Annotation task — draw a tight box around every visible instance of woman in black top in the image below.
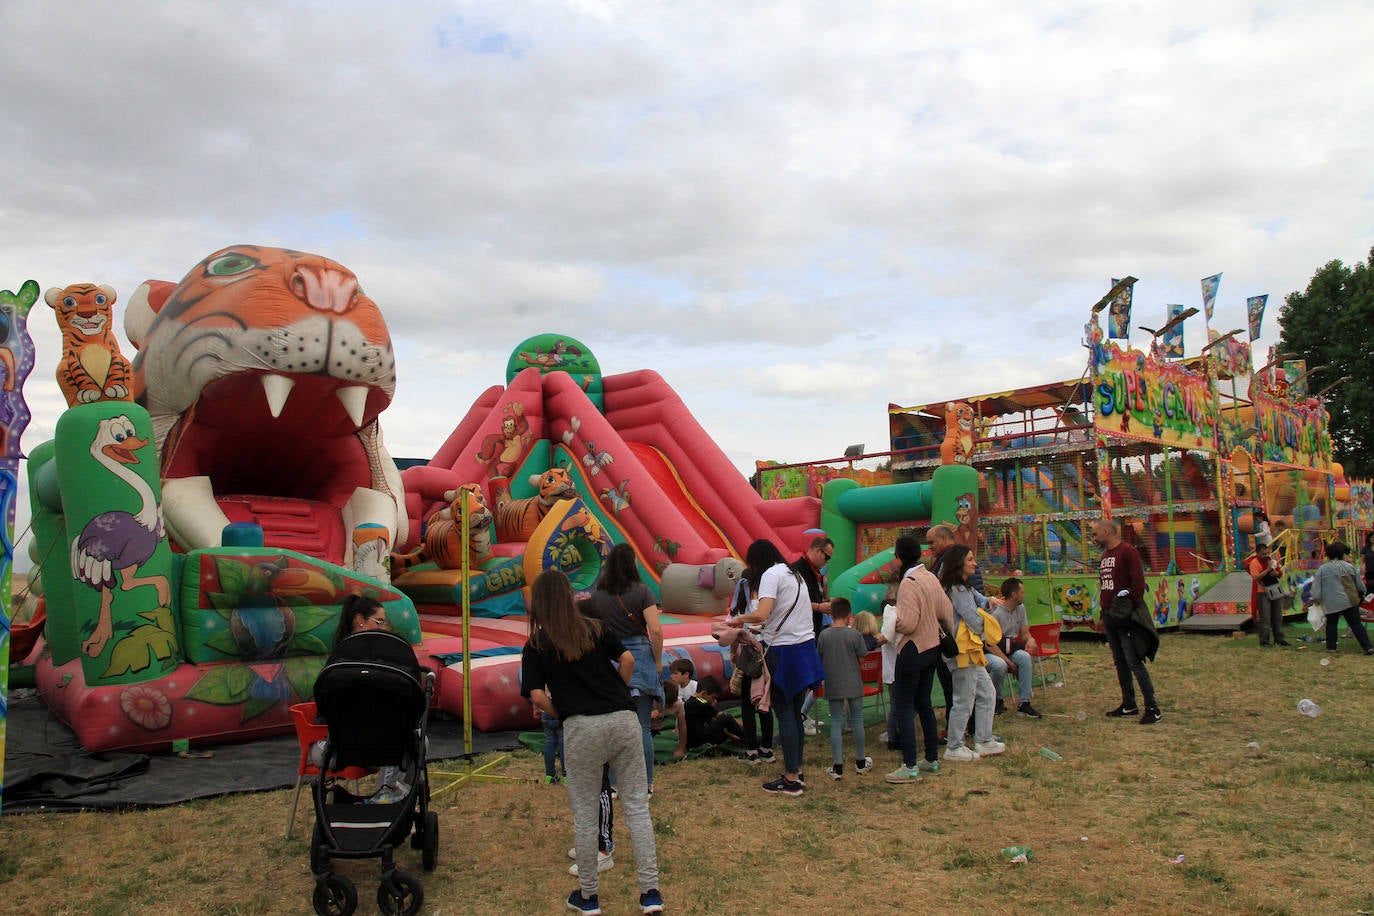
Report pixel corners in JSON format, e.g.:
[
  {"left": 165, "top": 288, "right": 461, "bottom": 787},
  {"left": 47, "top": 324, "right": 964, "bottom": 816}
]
[
  {"left": 584, "top": 543, "right": 664, "bottom": 793},
  {"left": 521, "top": 570, "right": 664, "bottom": 915}
]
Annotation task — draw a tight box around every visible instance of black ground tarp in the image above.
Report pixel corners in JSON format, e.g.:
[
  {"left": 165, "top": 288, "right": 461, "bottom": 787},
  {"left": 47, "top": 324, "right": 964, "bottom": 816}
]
[{"left": 2, "top": 689, "right": 521, "bottom": 813}]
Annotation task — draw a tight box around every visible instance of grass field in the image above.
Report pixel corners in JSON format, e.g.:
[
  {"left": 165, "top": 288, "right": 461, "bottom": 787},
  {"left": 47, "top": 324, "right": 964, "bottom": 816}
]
[{"left": 4, "top": 630, "right": 1374, "bottom": 915}]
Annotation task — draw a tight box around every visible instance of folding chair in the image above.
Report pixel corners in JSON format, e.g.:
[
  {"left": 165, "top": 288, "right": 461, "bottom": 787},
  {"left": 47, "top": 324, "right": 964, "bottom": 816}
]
[
  {"left": 286, "top": 700, "right": 370, "bottom": 838},
  {"left": 1027, "top": 622, "right": 1066, "bottom": 687}
]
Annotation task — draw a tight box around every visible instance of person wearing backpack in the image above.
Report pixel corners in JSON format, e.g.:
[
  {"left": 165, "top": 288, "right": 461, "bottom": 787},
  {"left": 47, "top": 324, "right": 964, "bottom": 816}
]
[
  {"left": 725, "top": 539, "right": 823, "bottom": 796},
  {"left": 1312, "top": 541, "right": 1373, "bottom": 654}
]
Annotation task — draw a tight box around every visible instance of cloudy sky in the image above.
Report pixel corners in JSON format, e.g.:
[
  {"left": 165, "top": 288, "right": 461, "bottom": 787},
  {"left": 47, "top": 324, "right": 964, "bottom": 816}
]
[{"left": 3, "top": 1, "right": 1372, "bottom": 538}]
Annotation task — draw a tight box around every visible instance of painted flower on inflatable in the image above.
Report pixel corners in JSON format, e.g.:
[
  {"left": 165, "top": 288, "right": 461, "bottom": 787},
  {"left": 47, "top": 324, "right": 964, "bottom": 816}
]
[{"left": 120, "top": 685, "right": 173, "bottom": 731}]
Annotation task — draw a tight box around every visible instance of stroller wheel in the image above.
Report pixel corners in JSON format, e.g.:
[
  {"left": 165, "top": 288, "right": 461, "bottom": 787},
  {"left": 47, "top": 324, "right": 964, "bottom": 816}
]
[
  {"left": 421, "top": 811, "right": 439, "bottom": 872},
  {"left": 312, "top": 873, "right": 357, "bottom": 916},
  {"left": 310, "top": 823, "right": 329, "bottom": 874},
  {"left": 377, "top": 869, "right": 424, "bottom": 916}
]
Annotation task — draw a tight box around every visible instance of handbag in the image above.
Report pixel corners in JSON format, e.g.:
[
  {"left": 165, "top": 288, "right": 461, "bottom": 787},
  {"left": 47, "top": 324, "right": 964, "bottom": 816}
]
[
  {"left": 1263, "top": 583, "right": 1289, "bottom": 601},
  {"left": 733, "top": 639, "right": 765, "bottom": 679},
  {"left": 1340, "top": 573, "right": 1361, "bottom": 608},
  {"left": 936, "top": 621, "right": 958, "bottom": 658}
]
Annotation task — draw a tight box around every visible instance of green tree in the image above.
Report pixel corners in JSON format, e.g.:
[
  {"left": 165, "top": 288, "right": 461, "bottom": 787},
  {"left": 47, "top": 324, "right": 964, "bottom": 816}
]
[{"left": 1277, "top": 247, "right": 1374, "bottom": 476}]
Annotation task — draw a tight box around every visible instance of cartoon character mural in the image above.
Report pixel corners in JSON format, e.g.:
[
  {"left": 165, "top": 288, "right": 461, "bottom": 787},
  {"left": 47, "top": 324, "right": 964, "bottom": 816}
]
[
  {"left": 391, "top": 484, "right": 494, "bottom": 576},
  {"left": 476, "top": 402, "right": 532, "bottom": 479},
  {"left": 1052, "top": 581, "right": 1094, "bottom": 627},
  {"left": 123, "top": 245, "right": 406, "bottom": 569},
  {"left": 940, "top": 402, "right": 976, "bottom": 465},
  {"left": 493, "top": 466, "right": 578, "bottom": 542},
  {"left": 69, "top": 414, "right": 172, "bottom": 657},
  {"left": 953, "top": 492, "right": 978, "bottom": 548},
  {"left": 45, "top": 283, "right": 134, "bottom": 407}
]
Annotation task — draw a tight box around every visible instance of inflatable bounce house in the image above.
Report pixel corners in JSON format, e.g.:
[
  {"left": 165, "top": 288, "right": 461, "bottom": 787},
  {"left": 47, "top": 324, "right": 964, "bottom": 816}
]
[{"left": 7, "top": 246, "right": 848, "bottom": 751}]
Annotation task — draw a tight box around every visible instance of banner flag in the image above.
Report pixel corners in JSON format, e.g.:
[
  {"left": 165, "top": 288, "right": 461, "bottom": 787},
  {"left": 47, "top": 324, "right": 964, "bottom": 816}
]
[
  {"left": 1160, "top": 304, "right": 1186, "bottom": 358},
  {"left": 1200, "top": 273, "right": 1222, "bottom": 323},
  {"left": 1247, "top": 294, "right": 1268, "bottom": 341},
  {"left": 1107, "top": 277, "right": 1133, "bottom": 339}
]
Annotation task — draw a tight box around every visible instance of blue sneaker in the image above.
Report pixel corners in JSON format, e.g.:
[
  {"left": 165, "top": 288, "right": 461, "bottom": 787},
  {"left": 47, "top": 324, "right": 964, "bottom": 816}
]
[
  {"left": 639, "top": 888, "right": 665, "bottom": 913},
  {"left": 567, "top": 889, "right": 602, "bottom": 914}
]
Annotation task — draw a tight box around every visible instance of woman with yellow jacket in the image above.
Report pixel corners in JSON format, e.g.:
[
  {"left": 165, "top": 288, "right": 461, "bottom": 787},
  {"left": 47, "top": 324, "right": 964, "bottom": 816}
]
[{"left": 939, "top": 544, "right": 1006, "bottom": 762}]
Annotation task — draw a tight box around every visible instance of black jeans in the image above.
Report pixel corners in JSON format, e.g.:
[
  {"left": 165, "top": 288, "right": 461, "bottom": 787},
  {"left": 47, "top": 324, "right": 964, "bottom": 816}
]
[
  {"left": 1105, "top": 619, "right": 1156, "bottom": 709},
  {"left": 891, "top": 642, "right": 941, "bottom": 767},
  {"left": 1324, "top": 606, "right": 1373, "bottom": 652}
]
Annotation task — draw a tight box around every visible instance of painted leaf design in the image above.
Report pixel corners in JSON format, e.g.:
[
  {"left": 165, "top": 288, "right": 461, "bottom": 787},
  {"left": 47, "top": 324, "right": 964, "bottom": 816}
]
[
  {"left": 186, "top": 664, "right": 256, "bottom": 706},
  {"left": 101, "top": 625, "right": 179, "bottom": 677},
  {"left": 283, "top": 655, "right": 325, "bottom": 701},
  {"left": 204, "top": 629, "right": 240, "bottom": 657},
  {"left": 214, "top": 557, "right": 249, "bottom": 597}
]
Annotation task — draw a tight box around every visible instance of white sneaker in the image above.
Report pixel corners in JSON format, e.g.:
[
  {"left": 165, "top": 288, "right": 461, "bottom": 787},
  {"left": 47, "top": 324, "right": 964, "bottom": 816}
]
[
  {"left": 568, "top": 852, "right": 614, "bottom": 876},
  {"left": 943, "top": 744, "right": 981, "bottom": 762},
  {"left": 973, "top": 740, "right": 1006, "bottom": 756},
  {"left": 568, "top": 845, "right": 613, "bottom": 860}
]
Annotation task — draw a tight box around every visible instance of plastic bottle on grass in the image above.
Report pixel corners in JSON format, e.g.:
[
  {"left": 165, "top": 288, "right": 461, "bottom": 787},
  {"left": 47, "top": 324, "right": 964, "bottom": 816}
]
[
  {"left": 1039, "top": 747, "right": 1063, "bottom": 761},
  {"left": 1297, "top": 699, "right": 1321, "bottom": 717}
]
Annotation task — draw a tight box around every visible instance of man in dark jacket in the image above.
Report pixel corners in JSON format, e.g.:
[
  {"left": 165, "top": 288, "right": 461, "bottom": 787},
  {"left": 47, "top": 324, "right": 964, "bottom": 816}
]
[{"left": 1093, "top": 519, "right": 1161, "bottom": 724}]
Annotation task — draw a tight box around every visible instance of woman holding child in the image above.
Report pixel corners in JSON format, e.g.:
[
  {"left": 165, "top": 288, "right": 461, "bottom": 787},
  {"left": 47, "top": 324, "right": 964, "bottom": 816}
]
[{"left": 726, "top": 539, "right": 824, "bottom": 796}]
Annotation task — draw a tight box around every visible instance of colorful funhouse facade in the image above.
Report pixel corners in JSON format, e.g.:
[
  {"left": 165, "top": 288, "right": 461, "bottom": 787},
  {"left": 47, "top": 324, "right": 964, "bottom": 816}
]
[{"left": 761, "top": 296, "right": 1372, "bottom": 631}]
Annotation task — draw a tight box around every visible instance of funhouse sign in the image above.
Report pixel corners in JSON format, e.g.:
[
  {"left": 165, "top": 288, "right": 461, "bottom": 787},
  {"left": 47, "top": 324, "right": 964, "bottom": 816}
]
[
  {"left": 1092, "top": 343, "right": 1217, "bottom": 449},
  {"left": 1253, "top": 391, "right": 1332, "bottom": 470}
]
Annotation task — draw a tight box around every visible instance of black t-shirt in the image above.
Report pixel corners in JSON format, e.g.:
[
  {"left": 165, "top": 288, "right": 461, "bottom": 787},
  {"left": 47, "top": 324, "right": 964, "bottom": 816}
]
[
  {"left": 520, "top": 628, "right": 633, "bottom": 721},
  {"left": 792, "top": 556, "right": 827, "bottom": 636},
  {"left": 683, "top": 695, "right": 716, "bottom": 746},
  {"left": 583, "top": 583, "right": 656, "bottom": 640}
]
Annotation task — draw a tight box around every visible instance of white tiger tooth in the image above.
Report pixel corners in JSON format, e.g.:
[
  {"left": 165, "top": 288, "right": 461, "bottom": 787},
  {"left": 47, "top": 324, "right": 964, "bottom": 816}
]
[
  {"left": 261, "top": 373, "right": 295, "bottom": 418},
  {"left": 337, "top": 385, "right": 368, "bottom": 428}
]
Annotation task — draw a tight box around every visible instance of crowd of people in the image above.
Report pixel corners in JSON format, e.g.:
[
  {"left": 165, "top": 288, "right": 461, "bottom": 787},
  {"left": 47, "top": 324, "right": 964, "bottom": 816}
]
[{"left": 518, "top": 522, "right": 1373, "bottom": 914}]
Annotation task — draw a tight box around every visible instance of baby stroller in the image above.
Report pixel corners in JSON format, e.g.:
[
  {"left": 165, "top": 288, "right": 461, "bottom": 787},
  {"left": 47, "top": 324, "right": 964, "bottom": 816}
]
[{"left": 309, "top": 630, "right": 438, "bottom": 915}]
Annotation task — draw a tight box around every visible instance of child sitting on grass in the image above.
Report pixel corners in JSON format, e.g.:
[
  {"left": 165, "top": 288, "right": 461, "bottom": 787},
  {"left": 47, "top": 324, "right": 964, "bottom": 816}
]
[
  {"left": 816, "top": 598, "right": 872, "bottom": 779},
  {"left": 683, "top": 675, "right": 744, "bottom": 750},
  {"left": 667, "top": 658, "right": 698, "bottom": 702}
]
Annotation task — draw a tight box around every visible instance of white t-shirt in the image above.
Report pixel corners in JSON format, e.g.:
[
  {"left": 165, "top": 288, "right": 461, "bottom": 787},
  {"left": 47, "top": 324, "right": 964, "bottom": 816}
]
[
  {"left": 758, "top": 562, "right": 813, "bottom": 646},
  {"left": 679, "top": 678, "right": 698, "bottom": 703}
]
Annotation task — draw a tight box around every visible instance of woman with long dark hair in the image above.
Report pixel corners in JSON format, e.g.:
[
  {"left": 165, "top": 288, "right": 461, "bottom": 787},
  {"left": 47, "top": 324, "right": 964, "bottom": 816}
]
[
  {"left": 725, "top": 539, "right": 824, "bottom": 796},
  {"left": 1361, "top": 532, "right": 1374, "bottom": 595},
  {"left": 883, "top": 535, "right": 953, "bottom": 784},
  {"left": 939, "top": 544, "right": 1004, "bottom": 762},
  {"left": 585, "top": 543, "right": 664, "bottom": 793},
  {"left": 521, "top": 570, "right": 664, "bottom": 915}
]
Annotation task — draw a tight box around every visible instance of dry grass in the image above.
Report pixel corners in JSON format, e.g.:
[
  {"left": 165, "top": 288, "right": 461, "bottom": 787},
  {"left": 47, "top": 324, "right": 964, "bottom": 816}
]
[{"left": 5, "top": 632, "right": 1374, "bottom": 914}]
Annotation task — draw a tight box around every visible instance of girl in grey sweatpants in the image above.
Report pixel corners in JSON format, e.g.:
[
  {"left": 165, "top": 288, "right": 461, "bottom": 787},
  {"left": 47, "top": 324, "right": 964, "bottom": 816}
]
[{"left": 564, "top": 709, "right": 659, "bottom": 899}]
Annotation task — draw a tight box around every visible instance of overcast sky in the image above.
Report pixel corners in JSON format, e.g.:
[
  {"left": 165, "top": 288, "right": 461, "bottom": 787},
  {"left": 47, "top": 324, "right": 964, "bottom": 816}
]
[{"left": 3, "top": 0, "right": 1372, "bottom": 537}]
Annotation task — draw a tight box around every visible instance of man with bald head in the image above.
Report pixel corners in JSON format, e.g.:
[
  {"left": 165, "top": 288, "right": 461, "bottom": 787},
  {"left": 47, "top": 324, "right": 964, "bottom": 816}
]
[{"left": 1093, "top": 518, "right": 1161, "bottom": 724}]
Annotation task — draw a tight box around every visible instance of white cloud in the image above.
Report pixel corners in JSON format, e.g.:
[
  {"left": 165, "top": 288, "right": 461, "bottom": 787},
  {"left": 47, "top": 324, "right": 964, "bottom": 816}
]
[{"left": 2, "top": 0, "right": 1372, "bottom": 566}]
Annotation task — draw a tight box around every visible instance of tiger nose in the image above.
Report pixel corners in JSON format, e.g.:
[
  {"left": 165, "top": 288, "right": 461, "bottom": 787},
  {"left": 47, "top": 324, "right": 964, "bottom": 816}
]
[{"left": 290, "top": 265, "right": 359, "bottom": 313}]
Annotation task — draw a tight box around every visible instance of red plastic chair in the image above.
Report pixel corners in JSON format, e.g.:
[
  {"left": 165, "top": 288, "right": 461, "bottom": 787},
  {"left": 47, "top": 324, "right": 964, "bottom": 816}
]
[
  {"left": 859, "top": 650, "right": 885, "bottom": 719},
  {"left": 285, "top": 701, "right": 370, "bottom": 838},
  {"left": 1027, "top": 623, "right": 1066, "bottom": 687}
]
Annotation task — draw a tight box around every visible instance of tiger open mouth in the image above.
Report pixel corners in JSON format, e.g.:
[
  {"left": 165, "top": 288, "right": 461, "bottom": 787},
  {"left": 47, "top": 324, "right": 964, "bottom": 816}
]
[{"left": 132, "top": 245, "right": 403, "bottom": 564}]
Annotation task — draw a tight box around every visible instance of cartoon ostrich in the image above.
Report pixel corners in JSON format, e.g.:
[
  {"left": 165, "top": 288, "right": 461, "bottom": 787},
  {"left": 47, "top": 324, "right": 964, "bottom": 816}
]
[{"left": 71, "top": 415, "right": 170, "bottom": 656}]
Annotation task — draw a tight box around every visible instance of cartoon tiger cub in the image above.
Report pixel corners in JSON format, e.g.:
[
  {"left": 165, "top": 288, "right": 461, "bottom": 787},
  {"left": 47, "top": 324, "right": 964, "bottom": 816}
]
[
  {"left": 44, "top": 282, "right": 133, "bottom": 407},
  {"left": 390, "top": 484, "right": 494, "bottom": 576},
  {"left": 493, "top": 467, "right": 578, "bottom": 543}
]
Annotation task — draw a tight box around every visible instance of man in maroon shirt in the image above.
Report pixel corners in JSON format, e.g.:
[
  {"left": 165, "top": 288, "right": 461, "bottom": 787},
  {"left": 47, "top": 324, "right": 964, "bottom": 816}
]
[{"left": 1092, "top": 519, "right": 1161, "bottom": 724}]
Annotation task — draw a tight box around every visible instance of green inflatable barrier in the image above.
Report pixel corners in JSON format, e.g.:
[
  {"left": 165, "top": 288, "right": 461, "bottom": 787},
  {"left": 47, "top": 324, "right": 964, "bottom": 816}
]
[{"left": 52, "top": 402, "right": 180, "bottom": 686}]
